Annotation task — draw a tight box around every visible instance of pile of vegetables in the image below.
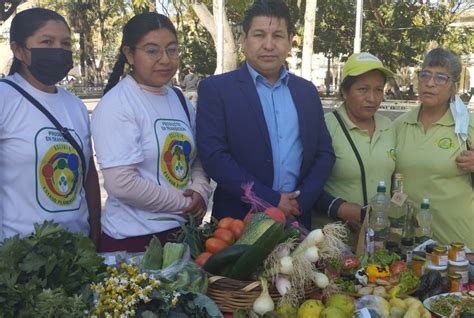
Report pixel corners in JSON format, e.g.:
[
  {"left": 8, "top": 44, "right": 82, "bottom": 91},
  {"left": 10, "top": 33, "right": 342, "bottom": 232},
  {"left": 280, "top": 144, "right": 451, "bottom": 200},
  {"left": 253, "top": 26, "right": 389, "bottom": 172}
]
[
  {"left": 0, "top": 221, "right": 106, "bottom": 317},
  {"left": 327, "top": 249, "right": 420, "bottom": 299},
  {"left": 263, "top": 223, "right": 348, "bottom": 311},
  {"left": 92, "top": 237, "right": 221, "bottom": 317}
]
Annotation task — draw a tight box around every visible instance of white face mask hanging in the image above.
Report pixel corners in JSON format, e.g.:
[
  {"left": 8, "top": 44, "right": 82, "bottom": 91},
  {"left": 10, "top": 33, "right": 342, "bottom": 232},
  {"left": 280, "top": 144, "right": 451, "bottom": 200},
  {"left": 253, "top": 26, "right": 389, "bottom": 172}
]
[{"left": 449, "top": 94, "right": 470, "bottom": 150}]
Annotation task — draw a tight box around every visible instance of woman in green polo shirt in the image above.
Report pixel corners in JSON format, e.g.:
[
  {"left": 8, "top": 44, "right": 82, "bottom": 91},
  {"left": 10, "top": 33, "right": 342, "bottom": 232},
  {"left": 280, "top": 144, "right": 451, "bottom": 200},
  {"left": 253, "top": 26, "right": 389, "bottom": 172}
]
[
  {"left": 394, "top": 48, "right": 474, "bottom": 249},
  {"left": 314, "top": 52, "right": 395, "bottom": 235}
]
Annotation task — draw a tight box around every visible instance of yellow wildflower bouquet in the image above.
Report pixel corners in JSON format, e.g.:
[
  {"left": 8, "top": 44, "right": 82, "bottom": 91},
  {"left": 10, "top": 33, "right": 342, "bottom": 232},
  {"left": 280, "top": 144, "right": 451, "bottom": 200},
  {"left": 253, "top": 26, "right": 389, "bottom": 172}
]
[{"left": 91, "top": 263, "right": 222, "bottom": 318}]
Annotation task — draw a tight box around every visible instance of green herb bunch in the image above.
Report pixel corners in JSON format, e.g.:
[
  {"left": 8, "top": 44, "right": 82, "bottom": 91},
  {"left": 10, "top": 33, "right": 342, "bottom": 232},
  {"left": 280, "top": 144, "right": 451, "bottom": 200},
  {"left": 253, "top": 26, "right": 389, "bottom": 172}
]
[{"left": 0, "top": 221, "right": 106, "bottom": 317}]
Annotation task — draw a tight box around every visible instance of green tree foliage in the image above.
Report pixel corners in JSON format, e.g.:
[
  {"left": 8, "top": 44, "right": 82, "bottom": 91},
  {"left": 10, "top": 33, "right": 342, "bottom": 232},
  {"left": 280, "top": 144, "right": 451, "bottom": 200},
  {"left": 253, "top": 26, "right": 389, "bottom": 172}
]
[
  {"left": 38, "top": 0, "right": 131, "bottom": 85},
  {"left": 313, "top": 0, "right": 355, "bottom": 61},
  {"left": 179, "top": 16, "right": 217, "bottom": 77}
]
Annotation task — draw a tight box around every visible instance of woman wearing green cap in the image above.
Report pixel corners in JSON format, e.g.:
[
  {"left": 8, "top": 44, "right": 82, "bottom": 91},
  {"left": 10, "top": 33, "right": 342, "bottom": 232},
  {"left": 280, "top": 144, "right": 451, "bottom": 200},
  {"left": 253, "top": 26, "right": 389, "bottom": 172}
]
[
  {"left": 394, "top": 48, "right": 473, "bottom": 249},
  {"left": 314, "top": 52, "right": 395, "bottom": 236}
]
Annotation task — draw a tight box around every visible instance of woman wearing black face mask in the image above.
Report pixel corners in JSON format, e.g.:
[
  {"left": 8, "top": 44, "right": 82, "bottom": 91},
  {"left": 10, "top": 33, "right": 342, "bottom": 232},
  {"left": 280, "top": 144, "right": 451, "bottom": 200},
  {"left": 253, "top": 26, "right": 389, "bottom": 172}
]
[{"left": 0, "top": 8, "right": 101, "bottom": 247}]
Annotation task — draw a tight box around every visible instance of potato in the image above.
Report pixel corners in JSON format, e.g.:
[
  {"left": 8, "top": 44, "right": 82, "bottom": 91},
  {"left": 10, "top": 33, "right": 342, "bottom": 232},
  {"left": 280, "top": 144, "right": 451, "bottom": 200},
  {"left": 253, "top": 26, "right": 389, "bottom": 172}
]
[
  {"left": 373, "top": 286, "right": 387, "bottom": 297},
  {"left": 403, "top": 308, "right": 419, "bottom": 318},
  {"left": 379, "top": 297, "right": 391, "bottom": 311},
  {"left": 390, "top": 306, "right": 406, "bottom": 318},
  {"left": 389, "top": 298, "right": 407, "bottom": 310},
  {"left": 403, "top": 297, "right": 420, "bottom": 307},
  {"left": 357, "top": 286, "right": 373, "bottom": 295}
]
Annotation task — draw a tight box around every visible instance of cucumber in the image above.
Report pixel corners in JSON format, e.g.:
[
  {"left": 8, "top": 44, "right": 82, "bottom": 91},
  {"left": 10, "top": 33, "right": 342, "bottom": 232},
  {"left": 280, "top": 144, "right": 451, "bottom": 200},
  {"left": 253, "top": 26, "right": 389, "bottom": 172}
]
[
  {"left": 203, "top": 244, "right": 251, "bottom": 275},
  {"left": 226, "top": 222, "right": 285, "bottom": 280}
]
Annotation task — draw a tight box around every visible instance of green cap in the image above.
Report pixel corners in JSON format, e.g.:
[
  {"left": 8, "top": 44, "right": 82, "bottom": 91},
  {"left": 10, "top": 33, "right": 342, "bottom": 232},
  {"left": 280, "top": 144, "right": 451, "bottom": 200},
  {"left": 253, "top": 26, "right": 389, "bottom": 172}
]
[{"left": 341, "top": 52, "right": 394, "bottom": 82}]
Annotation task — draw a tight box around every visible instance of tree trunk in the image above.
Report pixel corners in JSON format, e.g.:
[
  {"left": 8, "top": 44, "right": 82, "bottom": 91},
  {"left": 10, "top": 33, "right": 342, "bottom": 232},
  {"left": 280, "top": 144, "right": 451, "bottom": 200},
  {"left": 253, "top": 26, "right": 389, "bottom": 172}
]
[
  {"left": 191, "top": 1, "right": 237, "bottom": 73},
  {"left": 301, "top": 0, "right": 317, "bottom": 81}
]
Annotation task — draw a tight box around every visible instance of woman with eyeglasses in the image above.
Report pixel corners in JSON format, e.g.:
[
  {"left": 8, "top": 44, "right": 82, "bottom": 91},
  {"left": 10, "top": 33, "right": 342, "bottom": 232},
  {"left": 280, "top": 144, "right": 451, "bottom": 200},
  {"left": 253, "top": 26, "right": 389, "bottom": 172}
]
[
  {"left": 91, "top": 12, "right": 211, "bottom": 252},
  {"left": 394, "top": 48, "right": 473, "bottom": 249},
  {"left": 0, "top": 8, "right": 101, "bottom": 245}
]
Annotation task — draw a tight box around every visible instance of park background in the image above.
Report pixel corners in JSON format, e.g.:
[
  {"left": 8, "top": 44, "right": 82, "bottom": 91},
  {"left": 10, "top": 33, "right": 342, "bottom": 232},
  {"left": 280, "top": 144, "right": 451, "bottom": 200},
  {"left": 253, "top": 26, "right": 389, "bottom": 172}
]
[{"left": 0, "top": 0, "right": 473, "bottom": 103}]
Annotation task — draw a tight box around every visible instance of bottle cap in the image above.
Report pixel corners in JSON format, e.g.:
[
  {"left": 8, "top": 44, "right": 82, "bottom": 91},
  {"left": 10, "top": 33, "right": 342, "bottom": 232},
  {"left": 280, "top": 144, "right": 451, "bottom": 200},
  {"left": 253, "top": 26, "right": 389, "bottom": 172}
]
[
  {"left": 401, "top": 237, "right": 414, "bottom": 247},
  {"left": 421, "top": 198, "right": 430, "bottom": 209},
  {"left": 377, "top": 180, "right": 386, "bottom": 193}
]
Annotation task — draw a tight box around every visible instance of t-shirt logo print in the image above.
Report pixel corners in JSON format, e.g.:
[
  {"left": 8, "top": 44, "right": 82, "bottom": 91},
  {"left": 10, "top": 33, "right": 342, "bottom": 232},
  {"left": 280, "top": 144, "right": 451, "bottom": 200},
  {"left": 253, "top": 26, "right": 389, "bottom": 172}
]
[
  {"left": 35, "top": 128, "right": 82, "bottom": 212},
  {"left": 161, "top": 133, "right": 192, "bottom": 189},
  {"left": 40, "top": 144, "right": 81, "bottom": 205}
]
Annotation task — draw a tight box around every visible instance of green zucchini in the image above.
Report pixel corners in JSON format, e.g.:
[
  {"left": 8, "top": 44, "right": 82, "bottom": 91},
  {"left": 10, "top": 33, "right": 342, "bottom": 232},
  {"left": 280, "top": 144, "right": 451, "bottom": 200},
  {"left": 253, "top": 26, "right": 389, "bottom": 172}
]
[
  {"left": 226, "top": 222, "right": 285, "bottom": 280},
  {"left": 203, "top": 244, "right": 251, "bottom": 275}
]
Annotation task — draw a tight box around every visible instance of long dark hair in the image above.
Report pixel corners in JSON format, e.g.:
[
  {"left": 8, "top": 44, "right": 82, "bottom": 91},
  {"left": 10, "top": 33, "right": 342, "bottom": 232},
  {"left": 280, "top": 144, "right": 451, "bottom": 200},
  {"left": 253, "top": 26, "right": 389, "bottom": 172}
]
[
  {"left": 9, "top": 8, "right": 69, "bottom": 75},
  {"left": 103, "top": 12, "right": 177, "bottom": 95}
]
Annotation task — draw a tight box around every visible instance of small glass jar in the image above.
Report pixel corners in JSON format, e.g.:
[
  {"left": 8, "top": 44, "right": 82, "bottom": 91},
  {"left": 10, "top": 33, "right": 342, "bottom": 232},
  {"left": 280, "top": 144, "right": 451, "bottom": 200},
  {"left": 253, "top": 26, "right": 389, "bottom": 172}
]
[
  {"left": 448, "top": 273, "right": 462, "bottom": 292},
  {"left": 432, "top": 245, "right": 448, "bottom": 267},
  {"left": 425, "top": 243, "right": 437, "bottom": 262},
  {"left": 448, "top": 260, "right": 469, "bottom": 286},
  {"left": 448, "top": 242, "right": 466, "bottom": 262},
  {"left": 412, "top": 251, "right": 426, "bottom": 277}
]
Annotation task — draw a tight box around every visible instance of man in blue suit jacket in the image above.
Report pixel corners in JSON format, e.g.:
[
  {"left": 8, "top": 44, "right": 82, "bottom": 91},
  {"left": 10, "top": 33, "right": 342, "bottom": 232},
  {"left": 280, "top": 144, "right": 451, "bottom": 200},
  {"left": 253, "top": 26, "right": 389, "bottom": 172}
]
[{"left": 196, "top": 0, "right": 335, "bottom": 229}]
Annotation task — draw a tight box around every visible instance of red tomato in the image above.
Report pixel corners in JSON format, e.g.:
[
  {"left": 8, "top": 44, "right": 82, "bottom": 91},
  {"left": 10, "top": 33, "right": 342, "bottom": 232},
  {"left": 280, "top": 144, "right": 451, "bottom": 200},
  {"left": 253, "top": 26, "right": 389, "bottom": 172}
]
[
  {"left": 213, "top": 228, "right": 235, "bottom": 245},
  {"left": 264, "top": 207, "right": 287, "bottom": 224},
  {"left": 229, "top": 219, "right": 245, "bottom": 240},
  {"left": 217, "top": 217, "right": 234, "bottom": 230},
  {"left": 342, "top": 256, "right": 360, "bottom": 270},
  {"left": 205, "top": 237, "right": 229, "bottom": 254},
  {"left": 195, "top": 252, "right": 212, "bottom": 267}
]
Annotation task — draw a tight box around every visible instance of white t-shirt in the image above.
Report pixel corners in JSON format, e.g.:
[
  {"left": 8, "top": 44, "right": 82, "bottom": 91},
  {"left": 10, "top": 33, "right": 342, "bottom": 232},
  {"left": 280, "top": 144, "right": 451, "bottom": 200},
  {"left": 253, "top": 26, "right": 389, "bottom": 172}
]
[
  {"left": 91, "top": 75, "right": 197, "bottom": 239},
  {"left": 0, "top": 73, "right": 91, "bottom": 240}
]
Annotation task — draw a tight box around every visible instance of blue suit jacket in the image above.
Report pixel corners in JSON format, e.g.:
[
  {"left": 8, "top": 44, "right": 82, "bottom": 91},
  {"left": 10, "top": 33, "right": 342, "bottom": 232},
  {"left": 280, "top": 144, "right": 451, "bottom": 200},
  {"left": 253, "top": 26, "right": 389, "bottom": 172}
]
[{"left": 196, "top": 64, "right": 335, "bottom": 229}]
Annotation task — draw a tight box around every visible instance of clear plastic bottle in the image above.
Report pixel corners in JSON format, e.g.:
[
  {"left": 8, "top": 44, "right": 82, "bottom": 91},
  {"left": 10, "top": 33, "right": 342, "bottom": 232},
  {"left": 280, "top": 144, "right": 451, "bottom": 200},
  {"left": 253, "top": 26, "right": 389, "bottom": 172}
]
[
  {"left": 388, "top": 173, "right": 407, "bottom": 243},
  {"left": 369, "top": 181, "right": 391, "bottom": 251},
  {"left": 415, "top": 198, "right": 433, "bottom": 244}
]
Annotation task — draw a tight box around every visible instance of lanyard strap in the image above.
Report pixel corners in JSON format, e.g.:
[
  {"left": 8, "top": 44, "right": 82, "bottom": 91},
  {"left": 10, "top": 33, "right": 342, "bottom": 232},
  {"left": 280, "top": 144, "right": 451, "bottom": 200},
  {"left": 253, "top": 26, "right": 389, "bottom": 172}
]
[
  {"left": 333, "top": 110, "right": 368, "bottom": 206},
  {"left": 1, "top": 79, "right": 87, "bottom": 186}
]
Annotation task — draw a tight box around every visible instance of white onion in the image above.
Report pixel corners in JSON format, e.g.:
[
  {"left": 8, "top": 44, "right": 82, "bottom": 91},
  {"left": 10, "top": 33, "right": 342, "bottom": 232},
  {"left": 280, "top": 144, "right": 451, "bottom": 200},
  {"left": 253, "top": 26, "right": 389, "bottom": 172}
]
[
  {"left": 275, "top": 275, "right": 292, "bottom": 296},
  {"left": 304, "top": 246, "right": 320, "bottom": 263},
  {"left": 279, "top": 256, "right": 294, "bottom": 275}
]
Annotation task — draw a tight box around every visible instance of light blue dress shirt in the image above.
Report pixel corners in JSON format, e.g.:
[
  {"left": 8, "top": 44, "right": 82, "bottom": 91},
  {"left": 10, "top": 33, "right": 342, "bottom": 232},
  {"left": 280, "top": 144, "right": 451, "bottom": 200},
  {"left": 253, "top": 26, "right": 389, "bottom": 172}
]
[{"left": 246, "top": 63, "right": 303, "bottom": 192}]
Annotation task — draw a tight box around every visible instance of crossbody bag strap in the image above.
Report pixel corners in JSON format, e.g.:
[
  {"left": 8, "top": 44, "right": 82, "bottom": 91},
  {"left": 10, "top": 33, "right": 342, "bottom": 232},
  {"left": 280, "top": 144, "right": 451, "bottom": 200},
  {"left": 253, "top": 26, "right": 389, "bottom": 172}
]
[
  {"left": 171, "top": 86, "right": 191, "bottom": 123},
  {"left": 333, "top": 110, "right": 368, "bottom": 206},
  {"left": 1, "top": 79, "right": 87, "bottom": 187}
]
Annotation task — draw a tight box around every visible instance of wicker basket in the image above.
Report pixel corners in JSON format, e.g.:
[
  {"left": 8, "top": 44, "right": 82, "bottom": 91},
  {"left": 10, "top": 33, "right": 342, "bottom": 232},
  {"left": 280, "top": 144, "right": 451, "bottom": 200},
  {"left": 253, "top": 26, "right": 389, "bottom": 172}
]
[{"left": 207, "top": 275, "right": 315, "bottom": 313}]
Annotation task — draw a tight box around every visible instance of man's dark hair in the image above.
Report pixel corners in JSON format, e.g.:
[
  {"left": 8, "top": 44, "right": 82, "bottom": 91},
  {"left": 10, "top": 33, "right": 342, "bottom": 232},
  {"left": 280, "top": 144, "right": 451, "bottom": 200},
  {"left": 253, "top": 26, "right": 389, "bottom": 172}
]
[{"left": 242, "top": 0, "right": 294, "bottom": 36}]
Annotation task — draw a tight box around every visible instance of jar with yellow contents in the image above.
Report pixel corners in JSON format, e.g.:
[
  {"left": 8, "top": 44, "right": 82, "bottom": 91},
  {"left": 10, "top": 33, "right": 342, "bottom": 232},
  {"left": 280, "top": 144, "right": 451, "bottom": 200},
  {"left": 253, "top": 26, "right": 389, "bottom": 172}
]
[
  {"left": 448, "top": 242, "right": 466, "bottom": 262},
  {"left": 432, "top": 245, "right": 448, "bottom": 267},
  {"left": 448, "top": 273, "right": 462, "bottom": 292}
]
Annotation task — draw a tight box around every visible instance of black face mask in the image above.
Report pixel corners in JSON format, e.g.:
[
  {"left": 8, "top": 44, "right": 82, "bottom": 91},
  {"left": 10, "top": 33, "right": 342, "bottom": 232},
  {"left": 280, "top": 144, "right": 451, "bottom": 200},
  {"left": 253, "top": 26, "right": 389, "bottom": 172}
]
[{"left": 27, "top": 48, "right": 73, "bottom": 86}]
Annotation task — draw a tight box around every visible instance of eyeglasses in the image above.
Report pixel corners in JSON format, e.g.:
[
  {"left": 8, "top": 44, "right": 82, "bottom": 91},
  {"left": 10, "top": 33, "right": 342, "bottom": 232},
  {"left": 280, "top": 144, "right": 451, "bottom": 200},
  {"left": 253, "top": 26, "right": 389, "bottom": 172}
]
[
  {"left": 418, "top": 70, "right": 452, "bottom": 86},
  {"left": 134, "top": 44, "right": 180, "bottom": 60}
]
